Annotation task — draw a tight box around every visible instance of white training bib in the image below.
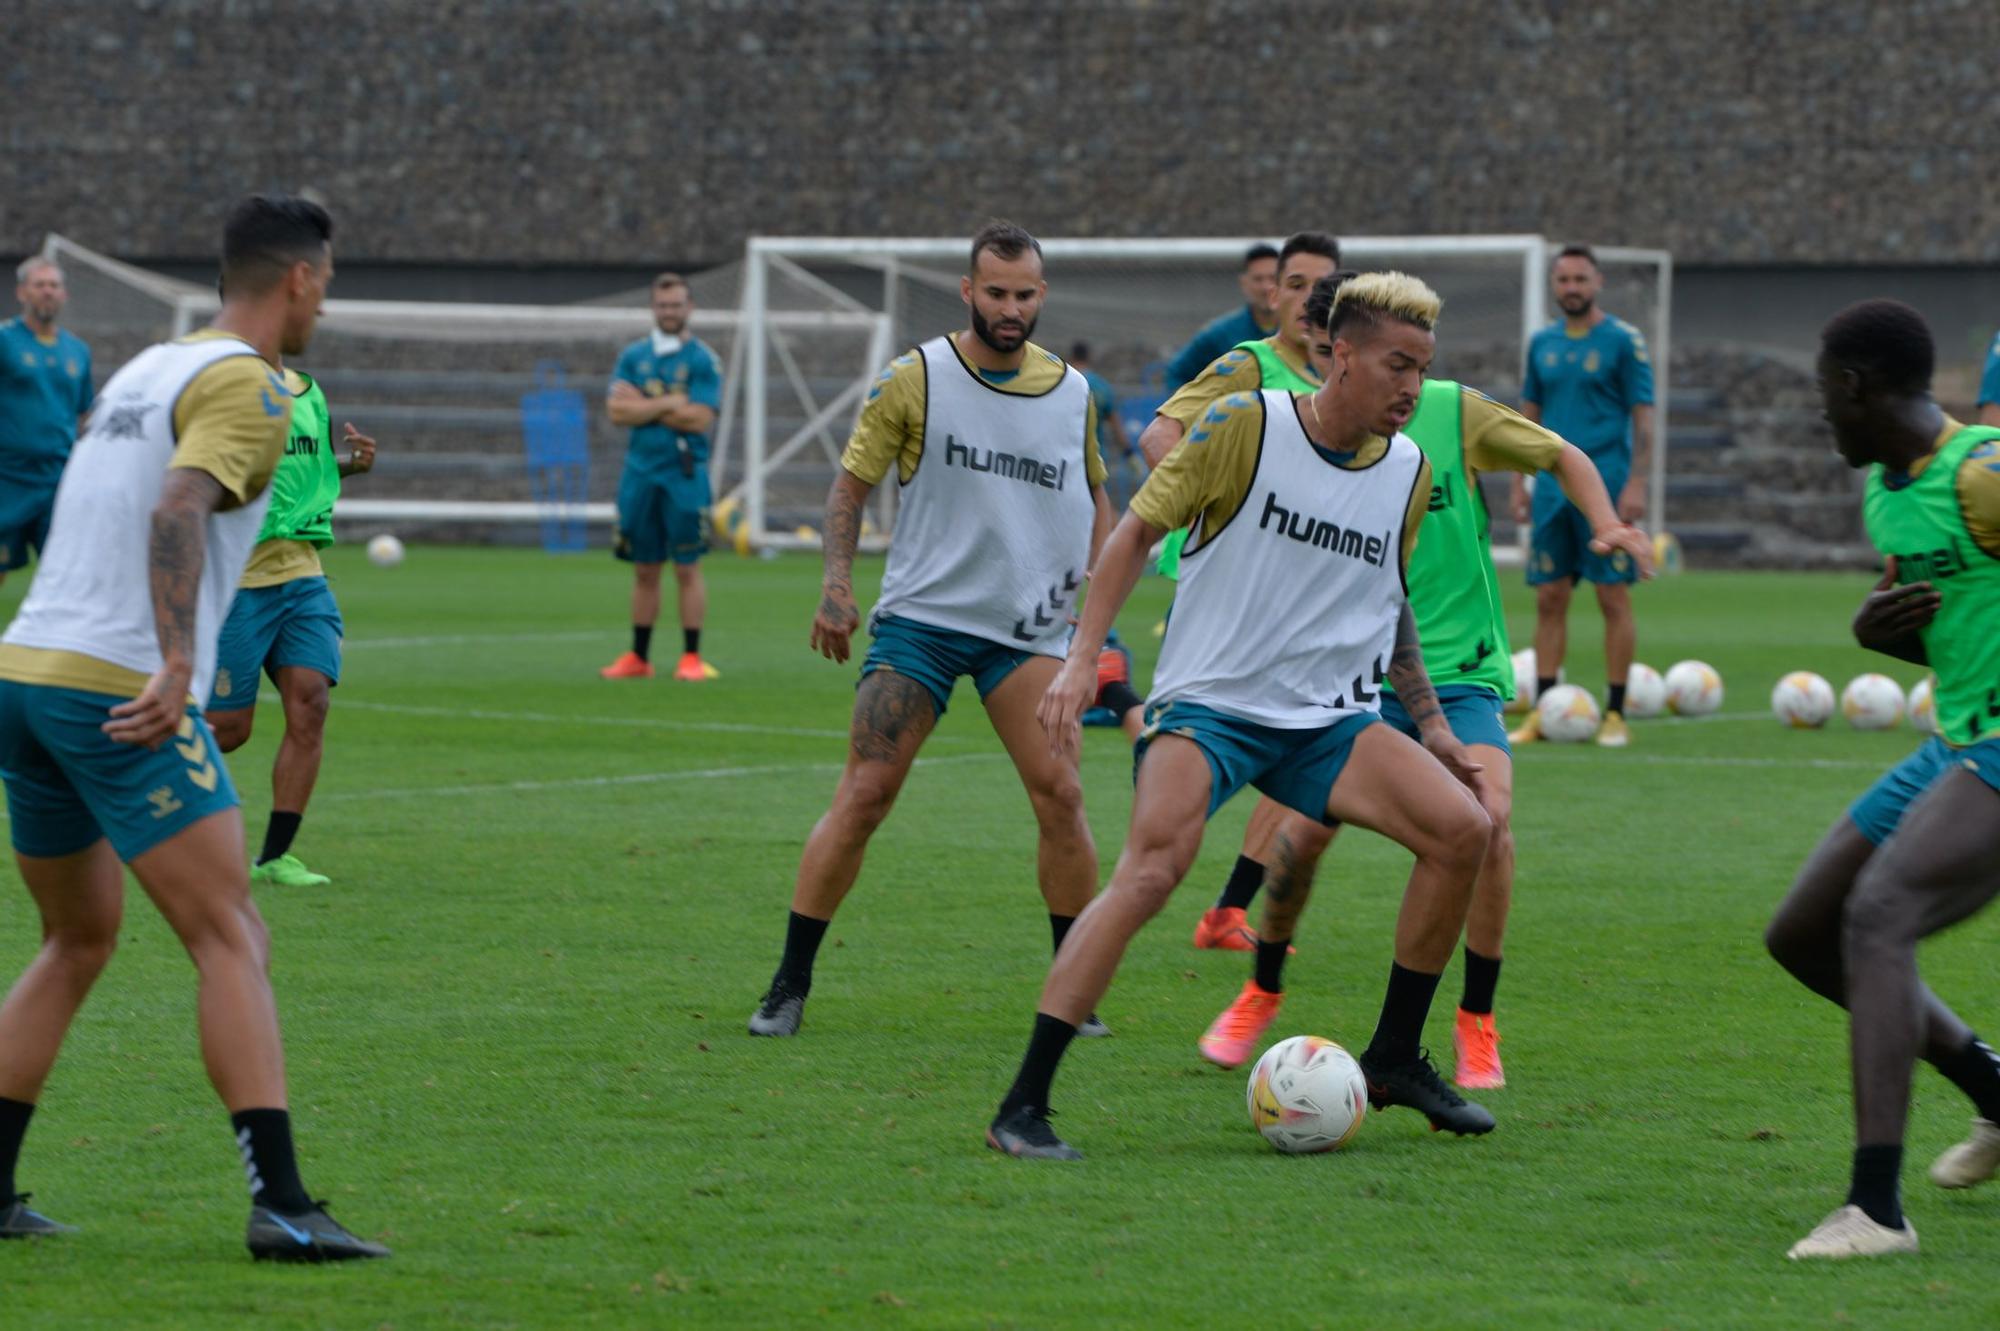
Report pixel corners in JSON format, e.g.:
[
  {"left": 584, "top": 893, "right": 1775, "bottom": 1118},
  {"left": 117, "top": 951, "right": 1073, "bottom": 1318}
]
[
  {"left": 5, "top": 335, "right": 276, "bottom": 703},
  {"left": 1150, "top": 389, "right": 1425, "bottom": 727},
  {"left": 870, "top": 336, "right": 1095, "bottom": 656}
]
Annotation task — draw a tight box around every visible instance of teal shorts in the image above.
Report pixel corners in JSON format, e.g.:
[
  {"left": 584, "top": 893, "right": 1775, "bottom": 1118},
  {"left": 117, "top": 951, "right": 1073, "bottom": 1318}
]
[
  {"left": 1849, "top": 735, "right": 2000, "bottom": 845},
  {"left": 615, "top": 468, "right": 709, "bottom": 566},
  {"left": 207, "top": 576, "right": 344, "bottom": 712},
  {"left": 1528, "top": 457, "right": 1637, "bottom": 586},
  {"left": 859, "top": 614, "right": 1039, "bottom": 719},
  {"left": 1135, "top": 699, "right": 1377, "bottom": 824},
  {"left": 1380, "top": 684, "right": 1510, "bottom": 755},
  {"left": 0, "top": 479, "right": 57, "bottom": 573},
  {"left": 0, "top": 680, "right": 240, "bottom": 861}
]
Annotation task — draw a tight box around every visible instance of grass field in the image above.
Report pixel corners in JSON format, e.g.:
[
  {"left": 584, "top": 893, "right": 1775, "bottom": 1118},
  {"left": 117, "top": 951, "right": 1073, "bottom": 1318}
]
[{"left": 2, "top": 548, "right": 1996, "bottom": 1329}]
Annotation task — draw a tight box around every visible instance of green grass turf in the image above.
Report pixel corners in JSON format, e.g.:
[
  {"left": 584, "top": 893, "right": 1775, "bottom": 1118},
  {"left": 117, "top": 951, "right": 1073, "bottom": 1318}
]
[{"left": 2, "top": 549, "right": 1997, "bottom": 1328}]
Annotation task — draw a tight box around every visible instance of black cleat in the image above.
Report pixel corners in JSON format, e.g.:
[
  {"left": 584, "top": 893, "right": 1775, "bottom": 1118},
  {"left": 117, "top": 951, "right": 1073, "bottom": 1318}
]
[
  {"left": 986, "top": 1105, "right": 1083, "bottom": 1161},
  {"left": 748, "top": 984, "right": 806, "bottom": 1037},
  {"left": 1077, "top": 1013, "right": 1112, "bottom": 1038},
  {"left": 0, "top": 1193, "right": 75, "bottom": 1238},
  {"left": 1361, "top": 1047, "right": 1497, "bottom": 1136},
  {"left": 247, "top": 1200, "right": 391, "bottom": 1263}
]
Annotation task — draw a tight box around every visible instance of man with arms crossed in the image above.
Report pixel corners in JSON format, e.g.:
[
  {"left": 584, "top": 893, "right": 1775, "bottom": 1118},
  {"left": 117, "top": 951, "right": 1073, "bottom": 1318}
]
[
  {"left": 988, "top": 273, "right": 1497, "bottom": 1160},
  {"left": 748, "top": 222, "right": 1115, "bottom": 1039},
  {"left": 1766, "top": 300, "right": 2000, "bottom": 1260},
  {"left": 0, "top": 257, "right": 94, "bottom": 590},
  {"left": 0, "top": 195, "right": 385, "bottom": 1260}
]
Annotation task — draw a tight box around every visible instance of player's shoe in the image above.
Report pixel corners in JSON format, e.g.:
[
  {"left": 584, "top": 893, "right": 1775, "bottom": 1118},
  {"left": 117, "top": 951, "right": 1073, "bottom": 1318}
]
[
  {"left": 1077, "top": 1013, "right": 1112, "bottom": 1038},
  {"left": 1094, "top": 634, "right": 1132, "bottom": 701},
  {"left": 1785, "top": 1205, "right": 1917, "bottom": 1261},
  {"left": 1360, "top": 1047, "right": 1497, "bottom": 1135},
  {"left": 599, "top": 651, "right": 654, "bottom": 680},
  {"left": 1452, "top": 1008, "right": 1505, "bottom": 1090},
  {"left": 1192, "top": 906, "right": 1257, "bottom": 952},
  {"left": 0, "top": 1194, "right": 75, "bottom": 1238},
  {"left": 748, "top": 984, "right": 805, "bottom": 1037},
  {"left": 673, "top": 652, "right": 719, "bottom": 682},
  {"left": 986, "top": 1106, "right": 1082, "bottom": 1161},
  {"left": 1199, "top": 981, "right": 1284, "bottom": 1069},
  {"left": 1506, "top": 708, "right": 1543, "bottom": 745},
  {"left": 246, "top": 1200, "right": 390, "bottom": 1263},
  {"left": 251, "top": 853, "right": 331, "bottom": 889},
  {"left": 1595, "top": 710, "right": 1631, "bottom": 748},
  {"left": 1929, "top": 1117, "right": 2000, "bottom": 1189}
]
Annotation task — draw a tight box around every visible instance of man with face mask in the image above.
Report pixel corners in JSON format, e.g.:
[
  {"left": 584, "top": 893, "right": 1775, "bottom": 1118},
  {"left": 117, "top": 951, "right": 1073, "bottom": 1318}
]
[
  {"left": 0, "top": 259, "right": 95, "bottom": 591},
  {"left": 747, "top": 222, "right": 1116, "bottom": 1040}
]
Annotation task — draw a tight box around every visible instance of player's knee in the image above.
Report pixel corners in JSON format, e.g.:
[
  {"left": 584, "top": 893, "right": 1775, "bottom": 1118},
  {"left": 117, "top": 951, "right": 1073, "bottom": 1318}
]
[
  {"left": 1116, "top": 854, "right": 1184, "bottom": 917},
  {"left": 672, "top": 562, "right": 700, "bottom": 588},
  {"left": 282, "top": 686, "right": 330, "bottom": 740},
  {"left": 1842, "top": 860, "right": 1923, "bottom": 955},
  {"left": 48, "top": 920, "right": 118, "bottom": 982},
  {"left": 209, "top": 709, "right": 252, "bottom": 753},
  {"left": 634, "top": 562, "right": 664, "bottom": 588},
  {"left": 1437, "top": 802, "right": 1494, "bottom": 877},
  {"left": 835, "top": 770, "right": 903, "bottom": 832},
  {"left": 1028, "top": 772, "right": 1087, "bottom": 830},
  {"left": 1484, "top": 817, "right": 1516, "bottom": 874},
  {"left": 1534, "top": 582, "right": 1571, "bottom": 614}
]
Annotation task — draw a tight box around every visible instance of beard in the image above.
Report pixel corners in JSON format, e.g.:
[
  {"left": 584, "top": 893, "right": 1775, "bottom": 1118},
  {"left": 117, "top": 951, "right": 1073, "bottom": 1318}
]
[
  {"left": 970, "top": 303, "right": 1035, "bottom": 353},
  {"left": 1558, "top": 292, "right": 1595, "bottom": 316}
]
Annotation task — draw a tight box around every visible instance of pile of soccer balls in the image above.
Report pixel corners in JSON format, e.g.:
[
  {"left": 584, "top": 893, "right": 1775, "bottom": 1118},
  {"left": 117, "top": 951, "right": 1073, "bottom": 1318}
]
[
  {"left": 1508, "top": 649, "right": 1723, "bottom": 743},
  {"left": 1771, "top": 670, "right": 1937, "bottom": 733}
]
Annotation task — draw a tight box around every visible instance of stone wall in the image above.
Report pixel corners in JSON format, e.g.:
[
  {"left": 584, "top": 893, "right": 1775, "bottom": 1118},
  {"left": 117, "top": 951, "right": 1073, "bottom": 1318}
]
[{"left": 11, "top": 0, "right": 2000, "bottom": 267}]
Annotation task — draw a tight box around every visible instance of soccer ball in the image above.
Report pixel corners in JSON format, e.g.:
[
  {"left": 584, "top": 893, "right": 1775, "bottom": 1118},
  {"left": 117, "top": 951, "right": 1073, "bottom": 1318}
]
[
  {"left": 1247, "top": 1035, "right": 1367, "bottom": 1154},
  {"left": 1841, "top": 673, "right": 1906, "bottom": 730},
  {"left": 1664, "top": 660, "right": 1724, "bottom": 716},
  {"left": 1535, "top": 683, "right": 1602, "bottom": 742},
  {"left": 1909, "top": 676, "right": 1938, "bottom": 735},
  {"left": 366, "top": 533, "right": 405, "bottom": 568},
  {"left": 1623, "top": 663, "right": 1667, "bottom": 719},
  {"left": 1505, "top": 648, "right": 1563, "bottom": 716},
  {"left": 709, "top": 496, "right": 753, "bottom": 557},
  {"left": 1770, "top": 671, "right": 1836, "bottom": 729}
]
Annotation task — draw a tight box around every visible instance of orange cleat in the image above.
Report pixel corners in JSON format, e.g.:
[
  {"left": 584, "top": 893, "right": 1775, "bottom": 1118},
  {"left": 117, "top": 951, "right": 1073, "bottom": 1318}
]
[
  {"left": 599, "top": 651, "right": 654, "bottom": 679},
  {"left": 1094, "top": 639, "right": 1131, "bottom": 703},
  {"left": 1198, "top": 981, "right": 1285, "bottom": 1068},
  {"left": 673, "top": 652, "right": 719, "bottom": 681},
  {"left": 1192, "top": 905, "right": 1258, "bottom": 952},
  {"left": 1453, "top": 1007, "right": 1505, "bottom": 1090}
]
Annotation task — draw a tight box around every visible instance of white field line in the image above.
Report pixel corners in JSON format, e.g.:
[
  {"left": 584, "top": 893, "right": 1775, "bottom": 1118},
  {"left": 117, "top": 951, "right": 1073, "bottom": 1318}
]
[
  {"left": 337, "top": 697, "right": 965, "bottom": 745},
  {"left": 1519, "top": 750, "right": 1885, "bottom": 772},
  {"left": 318, "top": 751, "right": 1005, "bottom": 803},
  {"left": 343, "top": 630, "right": 607, "bottom": 651}
]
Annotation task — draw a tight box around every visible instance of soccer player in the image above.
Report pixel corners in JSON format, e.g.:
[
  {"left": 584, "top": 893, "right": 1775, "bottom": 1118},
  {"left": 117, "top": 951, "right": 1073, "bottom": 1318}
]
[
  {"left": 1197, "top": 273, "right": 1654, "bottom": 1080},
  {"left": 0, "top": 195, "right": 385, "bottom": 1259},
  {"left": 747, "top": 222, "right": 1115, "bottom": 1038},
  {"left": 1977, "top": 323, "right": 2000, "bottom": 427},
  {"left": 1162, "top": 243, "right": 1280, "bottom": 391},
  {"left": 0, "top": 257, "right": 94, "bottom": 591},
  {"left": 205, "top": 356, "right": 378, "bottom": 888},
  {"left": 987, "top": 273, "right": 1498, "bottom": 1161},
  {"left": 1508, "top": 245, "right": 1654, "bottom": 748},
  {"left": 1764, "top": 299, "right": 2000, "bottom": 1261},
  {"left": 599, "top": 273, "right": 723, "bottom": 682}
]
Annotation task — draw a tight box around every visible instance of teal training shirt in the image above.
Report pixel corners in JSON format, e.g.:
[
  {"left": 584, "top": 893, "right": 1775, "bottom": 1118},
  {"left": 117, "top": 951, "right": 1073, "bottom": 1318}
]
[
  {"left": 0, "top": 319, "right": 94, "bottom": 484},
  {"left": 1080, "top": 367, "right": 1118, "bottom": 457},
  {"left": 611, "top": 334, "right": 723, "bottom": 483},
  {"left": 1521, "top": 316, "right": 1653, "bottom": 460}
]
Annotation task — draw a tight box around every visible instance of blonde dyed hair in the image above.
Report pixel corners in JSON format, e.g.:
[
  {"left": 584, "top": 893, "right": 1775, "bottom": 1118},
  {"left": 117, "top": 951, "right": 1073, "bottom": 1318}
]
[{"left": 1330, "top": 270, "right": 1442, "bottom": 335}]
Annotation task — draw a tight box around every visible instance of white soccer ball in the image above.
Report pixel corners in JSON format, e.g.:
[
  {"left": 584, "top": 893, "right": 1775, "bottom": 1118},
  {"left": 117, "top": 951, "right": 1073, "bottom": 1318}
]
[
  {"left": 1770, "top": 671, "right": 1836, "bottom": 729},
  {"left": 1506, "top": 648, "right": 1564, "bottom": 715},
  {"left": 1841, "top": 673, "right": 1906, "bottom": 731},
  {"left": 1909, "top": 676, "right": 1938, "bottom": 735},
  {"left": 1247, "top": 1035, "right": 1368, "bottom": 1154},
  {"left": 1623, "top": 663, "right": 1667, "bottom": 719},
  {"left": 1535, "top": 683, "right": 1602, "bottom": 742},
  {"left": 1664, "top": 659, "right": 1724, "bottom": 716},
  {"left": 366, "top": 533, "right": 406, "bottom": 568}
]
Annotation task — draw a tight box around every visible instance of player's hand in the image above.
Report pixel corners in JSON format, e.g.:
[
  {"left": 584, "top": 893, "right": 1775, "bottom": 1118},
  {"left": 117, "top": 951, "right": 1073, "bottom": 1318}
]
[
  {"left": 1589, "top": 521, "right": 1655, "bottom": 579},
  {"left": 341, "top": 422, "right": 377, "bottom": 475},
  {"left": 102, "top": 664, "right": 192, "bottom": 749},
  {"left": 1510, "top": 478, "right": 1530, "bottom": 524},
  {"left": 1617, "top": 475, "right": 1647, "bottom": 523},
  {"left": 1852, "top": 557, "right": 1939, "bottom": 649},
  {"left": 1036, "top": 657, "right": 1096, "bottom": 761},
  {"left": 810, "top": 584, "right": 860, "bottom": 663},
  {"left": 1421, "top": 723, "right": 1486, "bottom": 797}
]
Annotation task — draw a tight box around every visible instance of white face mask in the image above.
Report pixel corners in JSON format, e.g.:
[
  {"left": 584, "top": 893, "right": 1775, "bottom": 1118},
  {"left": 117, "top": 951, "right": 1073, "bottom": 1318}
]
[{"left": 651, "top": 330, "right": 683, "bottom": 357}]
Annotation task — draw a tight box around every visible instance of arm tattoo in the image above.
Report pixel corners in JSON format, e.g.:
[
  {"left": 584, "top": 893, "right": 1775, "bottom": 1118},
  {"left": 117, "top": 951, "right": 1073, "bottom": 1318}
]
[
  {"left": 822, "top": 476, "right": 864, "bottom": 597},
  {"left": 149, "top": 469, "right": 223, "bottom": 669},
  {"left": 850, "top": 670, "right": 936, "bottom": 764},
  {"left": 1386, "top": 603, "right": 1442, "bottom": 729}
]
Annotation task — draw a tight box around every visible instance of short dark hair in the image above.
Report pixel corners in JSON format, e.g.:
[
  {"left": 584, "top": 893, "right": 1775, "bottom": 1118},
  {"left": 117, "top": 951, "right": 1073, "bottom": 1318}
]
[
  {"left": 1304, "top": 270, "right": 1360, "bottom": 334},
  {"left": 970, "top": 220, "right": 1042, "bottom": 273},
  {"left": 1243, "top": 243, "right": 1279, "bottom": 268},
  {"left": 221, "top": 193, "right": 332, "bottom": 293},
  {"left": 1278, "top": 231, "right": 1340, "bottom": 275},
  {"left": 1821, "top": 299, "right": 1934, "bottom": 397},
  {"left": 652, "top": 272, "right": 688, "bottom": 294},
  {"left": 1553, "top": 244, "right": 1598, "bottom": 270},
  {"left": 1068, "top": 341, "right": 1090, "bottom": 363}
]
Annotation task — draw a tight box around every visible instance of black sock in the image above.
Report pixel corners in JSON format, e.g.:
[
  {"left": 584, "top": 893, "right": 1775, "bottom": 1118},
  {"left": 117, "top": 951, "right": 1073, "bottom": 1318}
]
[
  {"left": 257, "top": 811, "right": 302, "bottom": 866},
  {"left": 1535, "top": 675, "right": 1557, "bottom": 699},
  {"left": 1254, "top": 937, "right": 1289, "bottom": 994},
  {"left": 231, "top": 1108, "right": 313, "bottom": 1214},
  {"left": 1460, "top": 947, "right": 1502, "bottom": 1015},
  {"left": 1364, "top": 962, "right": 1443, "bottom": 1064},
  {"left": 1607, "top": 682, "right": 1627, "bottom": 715},
  {"left": 774, "top": 911, "right": 830, "bottom": 994},
  {"left": 1215, "top": 855, "right": 1265, "bottom": 913},
  {"left": 0, "top": 1096, "right": 33, "bottom": 1201},
  {"left": 632, "top": 624, "right": 653, "bottom": 662},
  {"left": 998, "top": 1013, "right": 1079, "bottom": 1117},
  {"left": 1049, "top": 914, "right": 1075, "bottom": 956},
  {"left": 1099, "top": 680, "right": 1143, "bottom": 718},
  {"left": 684, "top": 627, "right": 701, "bottom": 655},
  {"left": 1846, "top": 1143, "right": 1905, "bottom": 1229},
  {"left": 1931, "top": 1034, "right": 2000, "bottom": 1123}
]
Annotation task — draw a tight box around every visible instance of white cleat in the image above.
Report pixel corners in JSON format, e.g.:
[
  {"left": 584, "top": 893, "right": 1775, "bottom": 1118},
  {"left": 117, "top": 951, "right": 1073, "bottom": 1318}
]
[
  {"left": 1786, "top": 1205, "right": 1917, "bottom": 1261},
  {"left": 1929, "top": 1117, "right": 2000, "bottom": 1189}
]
